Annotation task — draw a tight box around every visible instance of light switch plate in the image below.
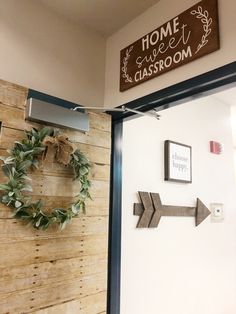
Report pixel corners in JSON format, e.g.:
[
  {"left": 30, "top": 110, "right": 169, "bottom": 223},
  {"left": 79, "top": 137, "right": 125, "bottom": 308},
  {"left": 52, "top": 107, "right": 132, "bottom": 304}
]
[{"left": 210, "top": 203, "right": 224, "bottom": 222}]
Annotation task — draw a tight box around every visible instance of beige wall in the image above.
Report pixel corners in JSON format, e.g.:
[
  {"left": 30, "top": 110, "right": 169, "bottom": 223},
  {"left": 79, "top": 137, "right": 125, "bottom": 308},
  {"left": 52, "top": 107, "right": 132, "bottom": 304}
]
[
  {"left": 0, "top": 0, "right": 106, "bottom": 107},
  {"left": 104, "top": 0, "right": 236, "bottom": 107},
  {"left": 0, "top": 0, "right": 234, "bottom": 108}
]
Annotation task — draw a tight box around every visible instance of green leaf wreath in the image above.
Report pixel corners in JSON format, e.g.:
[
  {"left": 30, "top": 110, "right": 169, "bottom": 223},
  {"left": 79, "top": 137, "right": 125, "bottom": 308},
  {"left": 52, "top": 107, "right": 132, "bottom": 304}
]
[{"left": 0, "top": 127, "right": 91, "bottom": 230}]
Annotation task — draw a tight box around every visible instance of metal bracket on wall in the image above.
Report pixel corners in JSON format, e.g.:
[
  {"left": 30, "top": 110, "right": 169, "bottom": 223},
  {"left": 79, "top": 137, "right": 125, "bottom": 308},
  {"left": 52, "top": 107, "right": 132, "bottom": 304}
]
[
  {"left": 26, "top": 98, "right": 89, "bottom": 132},
  {"left": 133, "top": 192, "right": 211, "bottom": 228}
]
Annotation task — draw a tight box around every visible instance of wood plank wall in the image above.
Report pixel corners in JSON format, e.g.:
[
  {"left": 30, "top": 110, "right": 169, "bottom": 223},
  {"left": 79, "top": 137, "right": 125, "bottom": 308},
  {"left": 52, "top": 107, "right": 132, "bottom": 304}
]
[{"left": 0, "top": 79, "right": 111, "bottom": 314}]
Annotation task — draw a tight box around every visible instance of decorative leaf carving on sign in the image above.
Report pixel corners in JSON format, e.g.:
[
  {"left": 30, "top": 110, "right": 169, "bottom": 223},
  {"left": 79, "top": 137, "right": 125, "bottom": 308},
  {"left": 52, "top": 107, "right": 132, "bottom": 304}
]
[
  {"left": 121, "top": 46, "right": 133, "bottom": 83},
  {"left": 120, "top": 0, "right": 219, "bottom": 91},
  {"left": 191, "top": 6, "right": 212, "bottom": 54}
]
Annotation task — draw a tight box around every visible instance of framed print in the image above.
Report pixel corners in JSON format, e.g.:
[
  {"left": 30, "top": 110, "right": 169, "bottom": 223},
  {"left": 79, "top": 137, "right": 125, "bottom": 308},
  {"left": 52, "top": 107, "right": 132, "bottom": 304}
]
[{"left": 164, "top": 140, "right": 192, "bottom": 183}]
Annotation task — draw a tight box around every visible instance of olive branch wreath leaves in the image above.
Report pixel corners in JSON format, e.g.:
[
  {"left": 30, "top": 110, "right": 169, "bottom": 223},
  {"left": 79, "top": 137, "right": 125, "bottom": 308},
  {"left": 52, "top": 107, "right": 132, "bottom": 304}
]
[
  {"left": 191, "top": 6, "right": 212, "bottom": 54},
  {"left": 121, "top": 46, "right": 134, "bottom": 83},
  {"left": 0, "top": 127, "right": 91, "bottom": 230}
]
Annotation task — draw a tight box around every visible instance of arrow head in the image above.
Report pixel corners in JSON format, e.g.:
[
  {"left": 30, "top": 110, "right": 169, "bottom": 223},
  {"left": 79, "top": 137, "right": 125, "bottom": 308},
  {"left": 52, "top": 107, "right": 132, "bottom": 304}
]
[{"left": 196, "top": 198, "right": 211, "bottom": 226}]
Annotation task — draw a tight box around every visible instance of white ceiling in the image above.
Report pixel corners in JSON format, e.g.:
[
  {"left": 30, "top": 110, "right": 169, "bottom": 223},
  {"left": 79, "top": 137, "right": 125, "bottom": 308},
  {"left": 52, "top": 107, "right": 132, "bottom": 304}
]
[{"left": 39, "top": 0, "right": 160, "bottom": 37}]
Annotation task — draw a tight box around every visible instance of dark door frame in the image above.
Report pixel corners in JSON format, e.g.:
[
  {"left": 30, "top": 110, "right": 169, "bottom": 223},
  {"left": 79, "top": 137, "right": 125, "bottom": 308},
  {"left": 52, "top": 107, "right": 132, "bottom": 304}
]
[{"left": 107, "top": 61, "right": 236, "bottom": 314}]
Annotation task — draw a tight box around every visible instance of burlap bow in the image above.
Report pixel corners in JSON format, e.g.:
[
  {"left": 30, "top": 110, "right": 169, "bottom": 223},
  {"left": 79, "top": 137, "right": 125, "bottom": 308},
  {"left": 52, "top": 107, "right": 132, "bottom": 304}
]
[{"left": 42, "top": 135, "right": 76, "bottom": 165}]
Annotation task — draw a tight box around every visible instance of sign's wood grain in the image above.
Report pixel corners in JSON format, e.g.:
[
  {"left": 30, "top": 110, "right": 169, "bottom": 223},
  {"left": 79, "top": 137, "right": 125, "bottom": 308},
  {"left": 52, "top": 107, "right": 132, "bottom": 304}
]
[{"left": 120, "top": 0, "right": 219, "bottom": 91}]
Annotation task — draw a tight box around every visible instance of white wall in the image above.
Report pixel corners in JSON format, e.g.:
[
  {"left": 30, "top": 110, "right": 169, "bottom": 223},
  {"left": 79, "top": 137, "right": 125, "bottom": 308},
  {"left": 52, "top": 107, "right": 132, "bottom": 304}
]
[
  {"left": 122, "top": 97, "right": 236, "bottom": 314},
  {"left": 104, "top": 0, "right": 236, "bottom": 107},
  {"left": 230, "top": 106, "right": 236, "bottom": 180},
  {"left": 234, "top": 151, "right": 236, "bottom": 181},
  {"left": 0, "top": 0, "right": 106, "bottom": 106}
]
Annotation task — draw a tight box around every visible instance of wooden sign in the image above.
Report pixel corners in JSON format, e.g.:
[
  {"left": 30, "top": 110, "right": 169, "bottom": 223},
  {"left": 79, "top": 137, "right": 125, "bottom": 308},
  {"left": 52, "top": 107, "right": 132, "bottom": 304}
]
[
  {"left": 120, "top": 0, "right": 219, "bottom": 91},
  {"left": 133, "top": 192, "right": 211, "bottom": 228}
]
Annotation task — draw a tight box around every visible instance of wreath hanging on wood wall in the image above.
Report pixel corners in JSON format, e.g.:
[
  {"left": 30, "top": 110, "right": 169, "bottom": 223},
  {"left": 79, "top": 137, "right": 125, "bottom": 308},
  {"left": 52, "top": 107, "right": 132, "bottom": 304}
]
[{"left": 0, "top": 127, "right": 91, "bottom": 230}]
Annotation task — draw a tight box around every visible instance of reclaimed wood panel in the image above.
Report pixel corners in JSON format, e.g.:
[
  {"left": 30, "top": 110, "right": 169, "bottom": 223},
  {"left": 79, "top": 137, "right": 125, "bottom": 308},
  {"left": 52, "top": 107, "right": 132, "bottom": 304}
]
[
  {"left": 0, "top": 106, "right": 111, "bottom": 134},
  {"left": 0, "top": 272, "right": 107, "bottom": 314},
  {"left": 0, "top": 79, "right": 28, "bottom": 109},
  {"left": 31, "top": 162, "right": 110, "bottom": 181},
  {"left": 28, "top": 175, "right": 109, "bottom": 198},
  {"left": 0, "top": 125, "right": 111, "bottom": 150},
  {"left": 0, "top": 197, "right": 109, "bottom": 219},
  {"left": 0, "top": 79, "right": 111, "bottom": 313},
  {"left": 0, "top": 234, "right": 108, "bottom": 268},
  {"left": 0, "top": 253, "right": 107, "bottom": 294},
  {"left": 76, "top": 143, "right": 110, "bottom": 165},
  {"left": 0, "top": 172, "right": 110, "bottom": 199},
  {"left": 0, "top": 102, "right": 26, "bottom": 130},
  {"left": 0, "top": 216, "right": 108, "bottom": 243},
  {"left": 33, "top": 291, "right": 107, "bottom": 314},
  {"left": 88, "top": 111, "right": 111, "bottom": 133}
]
